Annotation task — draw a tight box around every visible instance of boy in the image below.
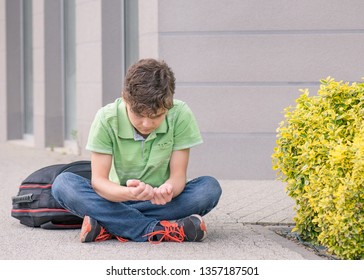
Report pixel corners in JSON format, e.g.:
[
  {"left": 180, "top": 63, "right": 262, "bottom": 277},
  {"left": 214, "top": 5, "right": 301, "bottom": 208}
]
[{"left": 52, "top": 58, "right": 222, "bottom": 243}]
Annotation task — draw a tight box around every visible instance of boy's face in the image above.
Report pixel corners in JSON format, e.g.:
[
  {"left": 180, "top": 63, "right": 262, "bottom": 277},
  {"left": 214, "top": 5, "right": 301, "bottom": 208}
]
[{"left": 125, "top": 103, "right": 167, "bottom": 137}]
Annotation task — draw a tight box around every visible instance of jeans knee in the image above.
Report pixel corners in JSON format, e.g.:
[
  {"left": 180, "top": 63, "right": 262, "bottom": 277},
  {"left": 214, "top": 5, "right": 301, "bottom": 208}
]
[
  {"left": 188, "top": 176, "right": 222, "bottom": 213},
  {"left": 201, "top": 176, "right": 222, "bottom": 201},
  {"left": 52, "top": 172, "right": 81, "bottom": 201},
  {"left": 52, "top": 173, "right": 66, "bottom": 199}
]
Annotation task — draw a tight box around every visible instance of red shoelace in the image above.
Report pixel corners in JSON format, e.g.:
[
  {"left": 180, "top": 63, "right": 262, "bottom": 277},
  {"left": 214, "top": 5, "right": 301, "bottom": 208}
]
[
  {"left": 144, "top": 220, "right": 186, "bottom": 244},
  {"left": 95, "top": 227, "right": 128, "bottom": 242},
  {"left": 93, "top": 221, "right": 186, "bottom": 244}
]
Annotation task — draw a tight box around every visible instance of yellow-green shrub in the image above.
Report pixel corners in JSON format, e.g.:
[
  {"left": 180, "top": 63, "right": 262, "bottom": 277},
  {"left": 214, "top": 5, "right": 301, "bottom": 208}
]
[{"left": 272, "top": 77, "right": 364, "bottom": 260}]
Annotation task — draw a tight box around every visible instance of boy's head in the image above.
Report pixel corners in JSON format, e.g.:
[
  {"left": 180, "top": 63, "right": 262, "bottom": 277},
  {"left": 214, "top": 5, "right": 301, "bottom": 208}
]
[{"left": 122, "top": 58, "right": 176, "bottom": 117}]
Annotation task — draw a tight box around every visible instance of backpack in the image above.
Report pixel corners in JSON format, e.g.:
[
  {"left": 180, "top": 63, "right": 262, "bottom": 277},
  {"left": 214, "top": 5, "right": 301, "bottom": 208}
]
[{"left": 11, "top": 160, "right": 91, "bottom": 229}]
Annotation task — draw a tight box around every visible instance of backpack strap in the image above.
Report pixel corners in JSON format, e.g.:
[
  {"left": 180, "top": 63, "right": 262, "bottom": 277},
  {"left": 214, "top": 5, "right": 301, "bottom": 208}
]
[{"left": 40, "top": 221, "right": 82, "bottom": 230}]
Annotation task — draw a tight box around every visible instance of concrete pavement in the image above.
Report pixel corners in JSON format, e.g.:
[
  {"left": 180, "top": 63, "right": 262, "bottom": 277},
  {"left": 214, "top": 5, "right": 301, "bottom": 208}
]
[{"left": 0, "top": 141, "right": 323, "bottom": 260}]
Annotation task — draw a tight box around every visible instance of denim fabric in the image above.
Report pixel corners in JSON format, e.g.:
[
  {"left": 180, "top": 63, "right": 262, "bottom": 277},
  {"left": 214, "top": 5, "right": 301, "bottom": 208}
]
[{"left": 52, "top": 172, "right": 222, "bottom": 242}]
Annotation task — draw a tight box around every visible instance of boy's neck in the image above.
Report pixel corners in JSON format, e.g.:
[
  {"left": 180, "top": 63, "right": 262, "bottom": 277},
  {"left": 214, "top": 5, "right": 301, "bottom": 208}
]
[{"left": 133, "top": 128, "right": 149, "bottom": 140}]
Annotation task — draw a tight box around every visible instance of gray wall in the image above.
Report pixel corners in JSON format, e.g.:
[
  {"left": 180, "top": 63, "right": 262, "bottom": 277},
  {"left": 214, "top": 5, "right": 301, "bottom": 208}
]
[
  {"left": 5, "top": 0, "right": 22, "bottom": 140},
  {"left": 1, "top": 0, "right": 364, "bottom": 179},
  {"left": 0, "top": 0, "right": 5, "bottom": 142},
  {"left": 139, "top": 0, "right": 364, "bottom": 179}
]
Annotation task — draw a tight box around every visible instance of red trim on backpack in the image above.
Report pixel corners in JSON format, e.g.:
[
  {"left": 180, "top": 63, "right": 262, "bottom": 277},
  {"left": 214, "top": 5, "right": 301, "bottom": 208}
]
[
  {"left": 11, "top": 208, "right": 70, "bottom": 213},
  {"left": 19, "top": 184, "right": 52, "bottom": 189}
]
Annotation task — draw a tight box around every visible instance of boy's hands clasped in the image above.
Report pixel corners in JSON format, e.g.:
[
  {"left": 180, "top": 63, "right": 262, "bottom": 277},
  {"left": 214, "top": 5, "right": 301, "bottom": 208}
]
[
  {"left": 126, "top": 180, "right": 173, "bottom": 205},
  {"left": 151, "top": 183, "right": 173, "bottom": 205}
]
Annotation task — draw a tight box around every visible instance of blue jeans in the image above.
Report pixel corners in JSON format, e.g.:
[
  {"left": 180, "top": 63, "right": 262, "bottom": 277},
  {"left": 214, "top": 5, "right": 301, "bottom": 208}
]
[{"left": 52, "top": 173, "right": 222, "bottom": 242}]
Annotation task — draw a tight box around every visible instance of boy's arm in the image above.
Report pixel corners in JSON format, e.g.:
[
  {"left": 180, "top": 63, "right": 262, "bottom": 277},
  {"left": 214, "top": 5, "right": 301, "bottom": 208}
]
[
  {"left": 91, "top": 152, "right": 154, "bottom": 202},
  {"left": 151, "top": 148, "right": 190, "bottom": 205}
]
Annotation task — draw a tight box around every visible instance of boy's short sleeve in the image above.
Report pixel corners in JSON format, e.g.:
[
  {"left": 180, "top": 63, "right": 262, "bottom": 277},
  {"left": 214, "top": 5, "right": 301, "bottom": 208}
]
[
  {"left": 86, "top": 109, "right": 113, "bottom": 155},
  {"left": 172, "top": 103, "right": 203, "bottom": 151}
]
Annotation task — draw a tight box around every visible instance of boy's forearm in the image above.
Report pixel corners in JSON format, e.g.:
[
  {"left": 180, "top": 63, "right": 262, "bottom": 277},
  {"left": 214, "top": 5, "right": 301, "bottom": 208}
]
[
  {"left": 164, "top": 175, "right": 186, "bottom": 198},
  {"left": 90, "top": 152, "right": 134, "bottom": 202},
  {"left": 165, "top": 148, "right": 190, "bottom": 198},
  {"left": 91, "top": 177, "right": 132, "bottom": 202}
]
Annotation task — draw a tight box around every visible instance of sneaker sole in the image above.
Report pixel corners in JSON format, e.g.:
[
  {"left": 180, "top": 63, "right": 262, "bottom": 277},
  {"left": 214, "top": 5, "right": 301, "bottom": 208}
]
[
  {"left": 80, "top": 216, "right": 97, "bottom": 243},
  {"left": 189, "top": 214, "right": 207, "bottom": 242}
]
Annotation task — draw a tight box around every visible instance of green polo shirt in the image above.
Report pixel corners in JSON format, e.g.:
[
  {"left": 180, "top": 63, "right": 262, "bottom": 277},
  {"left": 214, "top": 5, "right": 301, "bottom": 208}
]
[{"left": 86, "top": 98, "right": 203, "bottom": 187}]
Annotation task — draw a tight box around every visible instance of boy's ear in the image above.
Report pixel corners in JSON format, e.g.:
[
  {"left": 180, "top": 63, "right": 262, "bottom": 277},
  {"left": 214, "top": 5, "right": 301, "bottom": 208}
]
[{"left": 121, "top": 95, "right": 127, "bottom": 104}]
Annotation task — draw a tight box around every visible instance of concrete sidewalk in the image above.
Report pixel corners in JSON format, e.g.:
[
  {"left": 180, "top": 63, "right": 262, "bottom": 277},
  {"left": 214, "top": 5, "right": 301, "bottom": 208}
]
[{"left": 0, "top": 142, "right": 323, "bottom": 260}]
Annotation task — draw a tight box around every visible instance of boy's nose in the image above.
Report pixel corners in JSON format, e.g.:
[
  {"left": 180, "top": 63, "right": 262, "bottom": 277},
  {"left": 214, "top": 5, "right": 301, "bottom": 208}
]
[{"left": 142, "top": 118, "right": 153, "bottom": 128}]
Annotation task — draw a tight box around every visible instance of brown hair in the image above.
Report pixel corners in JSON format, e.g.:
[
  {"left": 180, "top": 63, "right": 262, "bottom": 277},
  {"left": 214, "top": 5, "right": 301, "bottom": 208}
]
[{"left": 122, "top": 58, "right": 175, "bottom": 116}]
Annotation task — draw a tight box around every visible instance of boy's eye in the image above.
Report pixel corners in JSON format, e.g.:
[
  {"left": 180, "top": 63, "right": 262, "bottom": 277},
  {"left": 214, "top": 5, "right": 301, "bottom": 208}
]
[
  {"left": 149, "top": 114, "right": 161, "bottom": 120},
  {"left": 130, "top": 108, "right": 166, "bottom": 119},
  {"left": 131, "top": 111, "right": 145, "bottom": 118},
  {"left": 135, "top": 113, "right": 154, "bottom": 119}
]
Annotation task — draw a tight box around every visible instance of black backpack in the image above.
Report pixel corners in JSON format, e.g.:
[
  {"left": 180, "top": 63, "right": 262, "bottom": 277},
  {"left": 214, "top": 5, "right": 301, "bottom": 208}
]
[{"left": 11, "top": 161, "right": 91, "bottom": 229}]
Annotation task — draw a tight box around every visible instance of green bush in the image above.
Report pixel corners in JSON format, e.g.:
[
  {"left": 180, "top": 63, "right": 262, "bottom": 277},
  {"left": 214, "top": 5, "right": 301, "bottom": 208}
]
[{"left": 272, "top": 77, "right": 364, "bottom": 260}]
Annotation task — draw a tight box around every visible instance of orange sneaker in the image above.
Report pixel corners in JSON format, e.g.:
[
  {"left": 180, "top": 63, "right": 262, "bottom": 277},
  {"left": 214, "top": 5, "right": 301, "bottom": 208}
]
[
  {"left": 80, "top": 216, "right": 127, "bottom": 243},
  {"left": 145, "top": 214, "right": 207, "bottom": 243}
]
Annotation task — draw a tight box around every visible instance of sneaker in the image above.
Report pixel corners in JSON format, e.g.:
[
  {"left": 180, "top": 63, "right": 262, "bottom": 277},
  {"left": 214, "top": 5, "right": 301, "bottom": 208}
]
[
  {"left": 177, "top": 214, "right": 207, "bottom": 242},
  {"left": 145, "top": 214, "right": 207, "bottom": 243},
  {"left": 80, "top": 216, "right": 113, "bottom": 243}
]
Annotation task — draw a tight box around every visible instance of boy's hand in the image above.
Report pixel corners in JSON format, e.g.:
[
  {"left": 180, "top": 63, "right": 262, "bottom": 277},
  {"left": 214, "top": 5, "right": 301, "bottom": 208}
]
[
  {"left": 151, "top": 183, "right": 173, "bottom": 205},
  {"left": 126, "top": 180, "right": 154, "bottom": 201}
]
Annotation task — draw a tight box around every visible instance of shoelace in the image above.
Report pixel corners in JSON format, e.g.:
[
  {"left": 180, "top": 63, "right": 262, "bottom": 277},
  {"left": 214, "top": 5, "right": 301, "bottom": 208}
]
[
  {"left": 95, "top": 227, "right": 128, "bottom": 242},
  {"left": 115, "top": 235, "right": 128, "bottom": 242},
  {"left": 144, "top": 221, "right": 186, "bottom": 244},
  {"left": 95, "top": 227, "right": 113, "bottom": 242}
]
